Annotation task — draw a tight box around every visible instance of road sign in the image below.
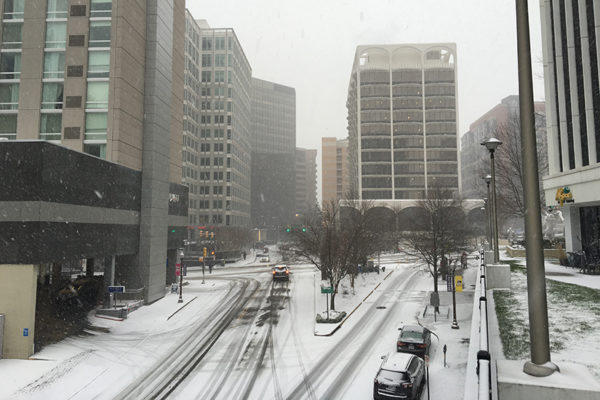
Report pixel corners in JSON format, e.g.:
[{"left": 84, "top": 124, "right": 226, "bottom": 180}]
[
  {"left": 454, "top": 275, "right": 463, "bottom": 292},
  {"left": 320, "top": 286, "right": 333, "bottom": 294},
  {"left": 108, "top": 286, "right": 125, "bottom": 293}
]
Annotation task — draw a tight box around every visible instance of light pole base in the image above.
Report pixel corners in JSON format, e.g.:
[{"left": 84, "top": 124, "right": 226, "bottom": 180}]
[
  {"left": 451, "top": 321, "right": 459, "bottom": 329},
  {"left": 178, "top": 297, "right": 183, "bottom": 303},
  {"left": 523, "top": 360, "right": 560, "bottom": 377}
]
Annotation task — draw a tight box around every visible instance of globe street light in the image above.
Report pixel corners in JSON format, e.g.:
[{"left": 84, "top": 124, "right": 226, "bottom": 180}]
[{"left": 481, "top": 138, "right": 502, "bottom": 263}]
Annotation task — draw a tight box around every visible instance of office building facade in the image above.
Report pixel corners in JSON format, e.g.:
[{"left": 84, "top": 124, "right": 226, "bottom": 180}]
[
  {"left": 183, "top": 17, "right": 252, "bottom": 230},
  {"left": 347, "top": 43, "right": 460, "bottom": 201},
  {"left": 250, "top": 77, "right": 296, "bottom": 229},
  {"left": 295, "top": 147, "right": 317, "bottom": 217},
  {"left": 0, "top": 0, "right": 186, "bottom": 357},
  {"left": 322, "top": 137, "right": 349, "bottom": 207},
  {"left": 540, "top": 0, "right": 600, "bottom": 256}
]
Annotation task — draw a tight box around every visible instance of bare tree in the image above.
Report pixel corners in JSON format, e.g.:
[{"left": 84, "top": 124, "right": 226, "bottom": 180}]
[
  {"left": 401, "top": 186, "right": 473, "bottom": 306},
  {"left": 293, "top": 199, "right": 376, "bottom": 310},
  {"left": 493, "top": 110, "right": 548, "bottom": 220}
]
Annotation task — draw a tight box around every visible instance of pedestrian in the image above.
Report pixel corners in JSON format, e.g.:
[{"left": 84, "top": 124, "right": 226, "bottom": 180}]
[
  {"left": 461, "top": 251, "right": 467, "bottom": 269},
  {"left": 243, "top": 251, "right": 246, "bottom": 260}
]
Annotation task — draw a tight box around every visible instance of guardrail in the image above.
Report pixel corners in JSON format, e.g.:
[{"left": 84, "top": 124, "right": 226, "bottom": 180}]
[{"left": 477, "top": 249, "right": 492, "bottom": 400}]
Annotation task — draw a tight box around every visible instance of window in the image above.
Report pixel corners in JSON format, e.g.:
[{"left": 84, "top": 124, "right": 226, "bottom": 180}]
[
  {"left": 0, "top": 114, "right": 17, "bottom": 139},
  {"left": 39, "top": 113, "right": 62, "bottom": 141},
  {"left": 86, "top": 81, "right": 108, "bottom": 108},
  {"left": 43, "top": 51, "right": 64, "bottom": 78},
  {"left": 83, "top": 143, "right": 106, "bottom": 159},
  {"left": 215, "top": 37, "right": 225, "bottom": 50},
  {"left": 215, "top": 54, "right": 225, "bottom": 67},
  {"left": 85, "top": 112, "right": 107, "bottom": 140},
  {"left": 201, "top": 54, "right": 212, "bottom": 67},
  {"left": 45, "top": 21, "right": 67, "bottom": 48},
  {"left": 90, "top": 0, "right": 112, "bottom": 18},
  {"left": 2, "top": 0, "right": 24, "bottom": 19},
  {"left": 87, "top": 50, "right": 109, "bottom": 77},
  {"left": 0, "top": 82, "right": 19, "bottom": 109},
  {"left": 0, "top": 52, "right": 21, "bottom": 79},
  {"left": 201, "top": 71, "right": 211, "bottom": 82},
  {"left": 1, "top": 21, "right": 23, "bottom": 49},
  {"left": 89, "top": 21, "right": 111, "bottom": 47},
  {"left": 41, "top": 82, "right": 63, "bottom": 109},
  {"left": 201, "top": 37, "right": 212, "bottom": 50},
  {"left": 46, "top": 0, "right": 68, "bottom": 19},
  {"left": 215, "top": 71, "right": 225, "bottom": 82}
]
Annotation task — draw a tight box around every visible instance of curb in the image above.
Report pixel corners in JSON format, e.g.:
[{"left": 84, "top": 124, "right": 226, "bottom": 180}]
[{"left": 314, "top": 270, "right": 394, "bottom": 337}]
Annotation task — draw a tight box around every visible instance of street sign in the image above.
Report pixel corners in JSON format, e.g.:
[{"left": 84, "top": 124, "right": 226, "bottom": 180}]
[
  {"left": 455, "top": 275, "right": 463, "bottom": 292},
  {"left": 175, "top": 263, "right": 181, "bottom": 277},
  {"left": 446, "top": 275, "right": 453, "bottom": 292},
  {"left": 108, "top": 286, "right": 125, "bottom": 293},
  {"left": 320, "top": 286, "right": 333, "bottom": 294}
]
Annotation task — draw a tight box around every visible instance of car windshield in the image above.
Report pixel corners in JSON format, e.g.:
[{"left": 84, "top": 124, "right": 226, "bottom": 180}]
[
  {"left": 377, "top": 369, "right": 405, "bottom": 383},
  {"left": 401, "top": 330, "right": 423, "bottom": 341}
]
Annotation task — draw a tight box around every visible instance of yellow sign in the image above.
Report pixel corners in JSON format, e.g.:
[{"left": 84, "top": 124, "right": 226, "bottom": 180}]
[
  {"left": 555, "top": 187, "right": 573, "bottom": 206},
  {"left": 454, "top": 275, "right": 463, "bottom": 292}
]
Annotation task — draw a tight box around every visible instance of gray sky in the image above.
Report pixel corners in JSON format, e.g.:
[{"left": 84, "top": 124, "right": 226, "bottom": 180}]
[{"left": 186, "top": 1, "right": 545, "bottom": 202}]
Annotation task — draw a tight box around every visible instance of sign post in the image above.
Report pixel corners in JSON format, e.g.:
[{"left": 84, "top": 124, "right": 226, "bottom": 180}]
[
  {"left": 108, "top": 285, "right": 125, "bottom": 308},
  {"left": 320, "top": 285, "right": 333, "bottom": 321}
]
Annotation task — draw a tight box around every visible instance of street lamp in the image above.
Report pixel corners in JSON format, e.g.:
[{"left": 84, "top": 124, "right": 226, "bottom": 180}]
[
  {"left": 481, "top": 138, "right": 502, "bottom": 263},
  {"left": 177, "top": 248, "right": 184, "bottom": 303},
  {"left": 483, "top": 175, "right": 494, "bottom": 251}
]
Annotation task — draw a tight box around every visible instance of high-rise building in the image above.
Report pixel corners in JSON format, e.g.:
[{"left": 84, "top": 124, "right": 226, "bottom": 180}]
[
  {"left": 347, "top": 43, "right": 460, "bottom": 201},
  {"left": 461, "top": 95, "right": 546, "bottom": 199},
  {"left": 250, "top": 77, "right": 296, "bottom": 229},
  {"left": 322, "top": 137, "right": 349, "bottom": 207},
  {"left": 0, "top": 0, "right": 186, "bottom": 304},
  {"left": 540, "top": 0, "right": 600, "bottom": 255},
  {"left": 295, "top": 148, "right": 317, "bottom": 217},
  {"left": 183, "top": 18, "right": 252, "bottom": 229}
]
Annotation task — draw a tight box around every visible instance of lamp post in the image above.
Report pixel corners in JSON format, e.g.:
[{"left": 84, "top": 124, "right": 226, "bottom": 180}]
[
  {"left": 481, "top": 138, "right": 502, "bottom": 263},
  {"left": 483, "top": 175, "right": 494, "bottom": 251},
  {"left": 516, "top": 0, "right": 557, "bottom": 376},
  {"left": 177, "top": 248, "right": 184, "bottom": 303}
]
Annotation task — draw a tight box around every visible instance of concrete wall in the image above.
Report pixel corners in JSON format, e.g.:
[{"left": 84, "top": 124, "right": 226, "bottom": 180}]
[{"left": 0, "top": 265, "right": 38, "bottom": 359}]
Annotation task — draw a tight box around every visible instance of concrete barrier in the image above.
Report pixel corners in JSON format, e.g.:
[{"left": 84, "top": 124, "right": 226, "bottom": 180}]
[{"left": 497, "top": 360, "right": 600, "bottom": 400}]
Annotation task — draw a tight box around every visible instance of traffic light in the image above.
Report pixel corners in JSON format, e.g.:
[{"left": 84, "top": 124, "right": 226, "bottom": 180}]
[
  {"left": 203, "top": 247, "right": 207, "bottom": 257},
  {"left": 286, "top": 227, "right": 290, "bottom": 232},
  {"left": 302, "top": 227, "right": 306, "bottom": 232},
  {"left": 210, "top": 232, "right": 214, "bottom": 239},
  {"left": 211, "top": 250, "right": 215, "bottom": 255}
]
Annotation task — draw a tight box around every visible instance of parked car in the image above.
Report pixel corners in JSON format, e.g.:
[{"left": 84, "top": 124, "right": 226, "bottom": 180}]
[
  {"left": 397, "top": 325, "right": 432, "bottom": 357},
  {"left": 374, "top": 352, "right": 425, "bottom": 400},
  {"left": 271, "top": 265, "right": 289, "bottom": 281},
  {"left": 260, "top": 254, "right": 270, "bottom": 263}
]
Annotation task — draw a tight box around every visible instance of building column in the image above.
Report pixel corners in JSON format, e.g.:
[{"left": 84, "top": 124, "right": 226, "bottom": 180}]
[
  {"left": 577, "top": 0, "right": 598, "bottom": 165},
  {"left": 564, "top": 205, "right": 582, "bottom": 252},
  {"left": 565, "top": 0, "right": 583, "bottom": 168},
  {"left": 0, "top": 264, "right": 38, "bottom": 359},
  {"left": 540, "top": 0, "right": 561, "bottom": 175}
]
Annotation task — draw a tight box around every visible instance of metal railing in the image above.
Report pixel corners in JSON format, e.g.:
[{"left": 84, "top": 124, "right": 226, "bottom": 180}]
[{"left": 477, "top": 249, "right": 492, "bottom": 400}]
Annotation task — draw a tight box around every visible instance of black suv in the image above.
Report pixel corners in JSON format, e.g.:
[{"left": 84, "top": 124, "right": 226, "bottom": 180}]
[
  {"left": 374, "top": 352, "right": 425, "bottom": 400},
  {"left": 397, "top": 325, "right": 432, "bottom": 358}
]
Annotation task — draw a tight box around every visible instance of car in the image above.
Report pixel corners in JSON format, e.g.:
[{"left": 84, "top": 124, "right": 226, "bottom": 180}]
[
  {"left": 271, "top": 265, "right": 289, "bottom": 281},
  {"left": 396, "top": 325, "right": 432, "bottom": 357},
  {"left": 260, "top": 254, "right": 270, "bottom": 263},
  {"left": 374, "top": 352, "right": 425, "bottom": 400}
]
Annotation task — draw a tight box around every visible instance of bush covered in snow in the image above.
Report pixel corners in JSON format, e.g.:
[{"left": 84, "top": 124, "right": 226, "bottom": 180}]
[{"left": 316, "top": 310, "right": 347, "bottom": 323}]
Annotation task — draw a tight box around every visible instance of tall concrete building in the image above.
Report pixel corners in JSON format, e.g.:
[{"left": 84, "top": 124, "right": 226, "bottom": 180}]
[
  {"left": 250, "top": 77, "right": 296, "bottom": 230},
  {"left": 295, "top": 148, "right": 317, "bottom": 217},
  {"left": 540, "top": 0, "right": 600, "bottom": 256},
  {"left": 461, "top": 95, "right": 546, "bottom": 199},
  {"left": 182, "top": 18, "right": 252, "bottom": 230},
  {"left": 0, "top": 0, "right": 186, "bottom": 356},
  {"left": 322, "top": 137, "right": 349, "bottom": 207},
  {"left": 347, "top": 44, "right": 460, "bottom": 202}
]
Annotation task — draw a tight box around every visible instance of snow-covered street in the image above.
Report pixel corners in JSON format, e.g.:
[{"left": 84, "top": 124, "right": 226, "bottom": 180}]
[{"left": 0, "top": 251, "right": 476, "bottom": 400}]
